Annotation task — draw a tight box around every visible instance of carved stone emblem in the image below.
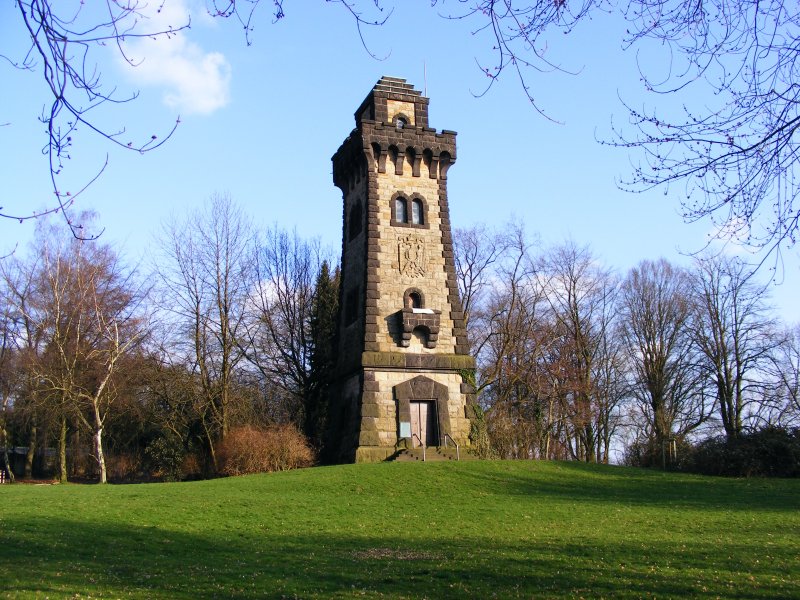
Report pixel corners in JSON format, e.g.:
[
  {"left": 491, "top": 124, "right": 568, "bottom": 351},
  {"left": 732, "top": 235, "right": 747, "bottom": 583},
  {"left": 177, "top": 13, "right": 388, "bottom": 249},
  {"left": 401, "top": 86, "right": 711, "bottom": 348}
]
[{"left": 398, "top": 235, "right": 427, "bottom": 277}]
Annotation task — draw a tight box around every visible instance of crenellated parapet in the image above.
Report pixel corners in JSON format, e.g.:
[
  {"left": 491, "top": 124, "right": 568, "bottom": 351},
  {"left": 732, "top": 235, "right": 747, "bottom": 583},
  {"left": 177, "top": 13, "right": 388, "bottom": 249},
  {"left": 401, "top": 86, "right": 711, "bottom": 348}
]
[{"left": 332, "top": 75, "right": 456, "bottom": 193}]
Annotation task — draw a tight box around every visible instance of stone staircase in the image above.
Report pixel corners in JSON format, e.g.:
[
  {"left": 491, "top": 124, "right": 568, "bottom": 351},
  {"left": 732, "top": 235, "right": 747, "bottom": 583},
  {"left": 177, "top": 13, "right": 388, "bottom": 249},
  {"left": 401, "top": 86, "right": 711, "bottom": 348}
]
[{"left": 390, "top": 447, "right": 477, "bottom": 462}]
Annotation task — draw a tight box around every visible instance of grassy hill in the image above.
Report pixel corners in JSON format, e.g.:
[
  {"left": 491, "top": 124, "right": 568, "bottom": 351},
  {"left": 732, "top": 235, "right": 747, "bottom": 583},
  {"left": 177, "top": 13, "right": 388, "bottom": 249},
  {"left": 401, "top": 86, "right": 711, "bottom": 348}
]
[{"left": 1, "top": 461, "right": 798, "bottom": 599}]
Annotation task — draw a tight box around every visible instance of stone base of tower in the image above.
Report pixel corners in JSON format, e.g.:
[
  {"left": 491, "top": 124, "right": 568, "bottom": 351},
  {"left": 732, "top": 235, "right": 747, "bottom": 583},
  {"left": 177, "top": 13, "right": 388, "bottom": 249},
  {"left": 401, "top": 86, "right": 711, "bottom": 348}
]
[{"left": 325, "top": 352, "right": 476, "bottom": 464}]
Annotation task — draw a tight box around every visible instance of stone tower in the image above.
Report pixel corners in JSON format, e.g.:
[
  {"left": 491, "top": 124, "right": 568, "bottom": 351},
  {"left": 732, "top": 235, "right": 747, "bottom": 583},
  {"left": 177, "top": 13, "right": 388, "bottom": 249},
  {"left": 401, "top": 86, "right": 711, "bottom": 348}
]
[{"left": 327, "top": 76, "right": 475, "bottom": 463}]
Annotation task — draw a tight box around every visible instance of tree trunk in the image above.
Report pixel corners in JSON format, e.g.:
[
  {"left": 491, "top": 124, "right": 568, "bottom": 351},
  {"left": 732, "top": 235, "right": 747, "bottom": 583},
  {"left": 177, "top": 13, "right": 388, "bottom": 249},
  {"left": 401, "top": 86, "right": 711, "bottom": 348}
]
[
  {"left": 1, "top": 425, "right": 14, "bottom": 484},
  {"left": 58, "top": 416, "right": 68, "bottom": 483},
  {"left": 95, "top": 426, "right": 106, "bottom": 484},
  {"left": 24, "top": 422, "right": 36, "bottom": 479}
]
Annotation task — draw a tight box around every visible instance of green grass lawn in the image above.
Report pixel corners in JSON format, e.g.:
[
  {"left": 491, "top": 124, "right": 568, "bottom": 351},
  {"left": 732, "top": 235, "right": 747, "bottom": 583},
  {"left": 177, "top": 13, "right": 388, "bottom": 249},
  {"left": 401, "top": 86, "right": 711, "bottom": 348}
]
[{"left": 1, "top": 461, "right": 798, "bottom": 599}]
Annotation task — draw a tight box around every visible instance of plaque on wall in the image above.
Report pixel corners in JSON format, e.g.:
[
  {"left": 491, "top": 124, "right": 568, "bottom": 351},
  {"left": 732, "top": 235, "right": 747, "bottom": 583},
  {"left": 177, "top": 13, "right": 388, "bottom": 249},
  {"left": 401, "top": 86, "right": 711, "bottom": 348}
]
[{"left": 399, "top": 422, "right": 411, "bottom": 438}]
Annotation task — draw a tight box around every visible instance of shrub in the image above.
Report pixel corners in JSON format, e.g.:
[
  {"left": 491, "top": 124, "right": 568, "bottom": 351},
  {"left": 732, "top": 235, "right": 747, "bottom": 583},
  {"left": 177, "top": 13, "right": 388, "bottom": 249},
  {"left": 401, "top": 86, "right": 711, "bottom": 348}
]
[
  {"left": 180, "top": 452, "right": 204, "bottom": 481},
  {"left": 468, "top": 404, "right": 497, "bottom": 459},
  {"left": 684, "top": 427, "right": 800, "bottom": 477},
  {"left": 106, "top": 453, "right": 143, "bottom": 482},
  {"left": 622, "top": 437, "right": 693, "bottom": 469},
  {"left": 217, "top": 425, "right": 315, "bottom": 476},
  {"left": 145, "top": 434, "right": 186, "bottom": 482}
]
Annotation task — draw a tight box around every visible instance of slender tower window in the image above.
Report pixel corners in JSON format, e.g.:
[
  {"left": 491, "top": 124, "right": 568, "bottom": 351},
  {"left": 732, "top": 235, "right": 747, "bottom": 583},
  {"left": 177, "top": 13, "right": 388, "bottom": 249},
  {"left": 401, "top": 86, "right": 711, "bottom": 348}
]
[
  {"left": 411, "top": 199, "right": 424, "bottom": 225},
  {"left": 395, "top": 198, "right": 408, "bottom": 223}
]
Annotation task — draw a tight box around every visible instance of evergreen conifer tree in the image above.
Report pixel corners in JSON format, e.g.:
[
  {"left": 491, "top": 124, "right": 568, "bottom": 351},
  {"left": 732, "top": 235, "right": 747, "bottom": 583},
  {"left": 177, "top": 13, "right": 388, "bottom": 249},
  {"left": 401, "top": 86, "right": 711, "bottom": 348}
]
[{"left": 307, "top": 261, "right": 339, "bottom": 449}]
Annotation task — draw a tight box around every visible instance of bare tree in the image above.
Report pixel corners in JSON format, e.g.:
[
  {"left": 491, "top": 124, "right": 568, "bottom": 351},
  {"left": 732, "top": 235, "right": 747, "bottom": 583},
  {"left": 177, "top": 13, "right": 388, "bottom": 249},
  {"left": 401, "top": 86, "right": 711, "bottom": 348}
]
[
  {"left": 242, "top": 226, "right": 328, "bottom": 429},
  {"left": 691, "top": 255, "right": 783, "bottom": 438},
  {"left": 456, "top": 229, "right": 627, "bottom": 462},
  {"left": 619, "top": 259, "right": 708, "bottom": 453},
  {"left": 0, "top": 217, "right": 147, "bottom": 482},
  {"left": 8, "top": 1, "right": 799, "bottom": 254},
  {"left": 0, "top": 250, "right": 52, "bottom": 480},
  {"left": 4, "top": 1, "right": 387, "bottom": 232},
  {"left": 478, "top": 230, "right": 550, "bottom": 459},
  {"left": 765, "top": 324, "right": 800, "bottom": 427},
  {"left": 209, "top": 0, "right": 389, "bottom": 46},
  {"left": 155, "top": 194, "right": 254, "bottom": 469},
  {"left": 542, "top": 241, "right": 622, "bottom": 463},
  {"left": 5, "top": 1, "right": 185, "bottom": 234},
  {"left": 454, "top": 224, "right": 509, "bottom": 350},
  {"left": 33, "top": 221, "right": 145, "bottom": 483},
  {"left": 0, "top": 288, "right": 17, "bottom": 482},
  {"left": 439, "top": 0, "right": 800, "bottom": 258},
  {"left": 611, "top": 0, "right": 800, "bottom": 257}
]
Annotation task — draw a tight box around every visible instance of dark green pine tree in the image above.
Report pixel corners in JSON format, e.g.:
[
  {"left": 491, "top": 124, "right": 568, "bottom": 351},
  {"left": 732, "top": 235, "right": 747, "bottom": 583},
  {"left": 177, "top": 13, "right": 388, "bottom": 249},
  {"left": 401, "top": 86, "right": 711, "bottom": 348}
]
[{"left": 306, "top": 261, "right": 339, "bottom": 450}]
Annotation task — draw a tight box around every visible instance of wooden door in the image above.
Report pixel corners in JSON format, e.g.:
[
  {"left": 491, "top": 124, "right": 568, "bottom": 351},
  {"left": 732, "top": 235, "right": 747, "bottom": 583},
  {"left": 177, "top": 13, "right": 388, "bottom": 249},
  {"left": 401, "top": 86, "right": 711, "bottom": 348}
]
[{"left": 410, "top": 401, "right": 437, "bottom": 447}]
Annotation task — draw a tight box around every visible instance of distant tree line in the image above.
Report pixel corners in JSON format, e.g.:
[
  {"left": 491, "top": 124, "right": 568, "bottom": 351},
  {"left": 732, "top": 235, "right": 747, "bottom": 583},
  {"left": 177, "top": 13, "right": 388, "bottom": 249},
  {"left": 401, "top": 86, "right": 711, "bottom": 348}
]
[
  {"left": 0, "top": 195, "right": 336, "bottom": 482},
  {"left": 455, "top": 224, "right": 800, "bottom": 472},
  {"left": 2, "top": 198, "right": 799, "bottom": 482}
]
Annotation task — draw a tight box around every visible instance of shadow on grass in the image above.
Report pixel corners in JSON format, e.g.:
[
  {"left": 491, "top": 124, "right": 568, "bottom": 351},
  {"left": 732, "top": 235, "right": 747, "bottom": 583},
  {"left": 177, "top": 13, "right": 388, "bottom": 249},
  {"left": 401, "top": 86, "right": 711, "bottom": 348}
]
[
  {"left": 2, "top": 514, "right": 796, "bottom": 599},
  {"left": 458, "top": 461, "right": 800, "bottom": 512}
]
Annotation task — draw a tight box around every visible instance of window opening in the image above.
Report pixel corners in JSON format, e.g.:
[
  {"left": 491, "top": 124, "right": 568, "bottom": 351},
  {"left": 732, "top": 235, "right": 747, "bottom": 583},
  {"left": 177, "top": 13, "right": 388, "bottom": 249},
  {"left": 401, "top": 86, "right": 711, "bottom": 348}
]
[
  {"left": 395, "top": 198, "right": 408, "bottom": 223},
  {"left": 411, "top": 199, "right": 423, "bottom": 225}
]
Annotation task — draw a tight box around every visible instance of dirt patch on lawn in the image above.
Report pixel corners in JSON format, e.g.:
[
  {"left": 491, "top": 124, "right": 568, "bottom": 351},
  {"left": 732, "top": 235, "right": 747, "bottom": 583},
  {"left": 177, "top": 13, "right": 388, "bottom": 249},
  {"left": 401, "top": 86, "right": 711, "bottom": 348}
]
[{"left": 351, "top": 548, "right": 441, "bottom": 561}]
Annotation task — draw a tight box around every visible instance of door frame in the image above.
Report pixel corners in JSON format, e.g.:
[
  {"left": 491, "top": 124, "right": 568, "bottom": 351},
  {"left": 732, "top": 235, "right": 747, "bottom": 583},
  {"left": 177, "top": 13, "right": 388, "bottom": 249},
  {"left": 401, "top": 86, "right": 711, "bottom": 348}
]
[{"left": 394, "top": 375, "right": 451, "bottom": 447}]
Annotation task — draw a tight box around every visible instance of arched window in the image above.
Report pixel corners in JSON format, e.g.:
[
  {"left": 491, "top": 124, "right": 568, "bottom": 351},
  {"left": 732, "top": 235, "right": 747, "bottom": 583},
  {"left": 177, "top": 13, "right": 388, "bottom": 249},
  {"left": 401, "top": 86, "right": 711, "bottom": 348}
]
[
  {"left": 392, "top": 194, "right": 427, "bottom": 228},
  {"left": 395, "top": 198, "right": 408, "bottom": 223},
  {"left": 411, "top": 199, "right": 424, "bottom": 225},
  {"left": 403, "top": 288, "right": 425, "bottom": 309}
]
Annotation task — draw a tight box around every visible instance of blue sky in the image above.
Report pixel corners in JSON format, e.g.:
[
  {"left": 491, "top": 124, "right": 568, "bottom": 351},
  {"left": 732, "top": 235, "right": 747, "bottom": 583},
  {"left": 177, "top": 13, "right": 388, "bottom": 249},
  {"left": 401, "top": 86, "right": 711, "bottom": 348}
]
[{"left": 2, "top": 1, "right": 798, "bottom": 322}]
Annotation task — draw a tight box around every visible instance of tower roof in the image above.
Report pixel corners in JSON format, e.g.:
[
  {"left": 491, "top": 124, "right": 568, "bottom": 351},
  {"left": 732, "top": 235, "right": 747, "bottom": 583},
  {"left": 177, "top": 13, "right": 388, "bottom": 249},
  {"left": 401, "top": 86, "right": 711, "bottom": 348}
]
[
  {"left": 372, "top": 76, "right": 422, "bottom": 98},
  {"left": 354, "top": 76, "right": 429, "bottom": 129}
]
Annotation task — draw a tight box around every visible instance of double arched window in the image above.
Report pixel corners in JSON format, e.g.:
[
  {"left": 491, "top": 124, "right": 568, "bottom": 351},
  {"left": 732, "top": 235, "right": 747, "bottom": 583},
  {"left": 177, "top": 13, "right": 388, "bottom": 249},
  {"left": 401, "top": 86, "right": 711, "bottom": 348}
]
[{"left": 392, "top": 195, "right": 427, "bottom": 227}]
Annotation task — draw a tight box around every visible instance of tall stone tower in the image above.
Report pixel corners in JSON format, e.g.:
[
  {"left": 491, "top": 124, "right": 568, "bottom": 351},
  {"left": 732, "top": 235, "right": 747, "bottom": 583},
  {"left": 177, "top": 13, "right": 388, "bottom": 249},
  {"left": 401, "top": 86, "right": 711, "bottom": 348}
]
[{"left": 327, "top": 76, "right": 475, "bottom": 463}]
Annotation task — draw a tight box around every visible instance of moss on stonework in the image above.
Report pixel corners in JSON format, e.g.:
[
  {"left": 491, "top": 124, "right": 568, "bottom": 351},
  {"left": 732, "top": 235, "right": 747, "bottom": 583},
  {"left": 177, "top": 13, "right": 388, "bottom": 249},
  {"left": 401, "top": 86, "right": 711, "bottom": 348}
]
[{"left": 361, "top": 351, "right": 475, "bottom": 370}]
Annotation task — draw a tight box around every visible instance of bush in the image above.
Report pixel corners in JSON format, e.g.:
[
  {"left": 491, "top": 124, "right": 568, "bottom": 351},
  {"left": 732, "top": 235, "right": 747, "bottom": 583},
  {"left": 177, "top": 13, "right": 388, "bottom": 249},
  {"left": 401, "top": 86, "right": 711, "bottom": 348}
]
[
  {"left": 217, "top": 425, "right": 315, "bottom": 476},
  {"left": 684, "top": 427, "right": 800, "bottom": 477},
  {"left": 622, "top": 437, "right": 694, "bottom": 469},
  {"left": 145, "top": 434, "right": 186, "bottom": 482},
  {"left": 180, "top": 452, "right": 204, "bottom": 481},
  {"left": 106, "top": 453, "right": 143, "bottom": 482},
  {"left": 468, "top": 404, "right": 497, "bottom": 459}
]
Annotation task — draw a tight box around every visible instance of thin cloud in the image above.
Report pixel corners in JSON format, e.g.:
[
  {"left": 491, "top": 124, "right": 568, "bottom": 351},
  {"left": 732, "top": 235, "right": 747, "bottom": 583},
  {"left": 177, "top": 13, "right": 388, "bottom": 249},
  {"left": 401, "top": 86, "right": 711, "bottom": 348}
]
[
  {"left": 120, "top": 1, "right": 231, "bottom": 116},
  {"left": 706, "top": 216, "right": 764, "bottom": 259}
]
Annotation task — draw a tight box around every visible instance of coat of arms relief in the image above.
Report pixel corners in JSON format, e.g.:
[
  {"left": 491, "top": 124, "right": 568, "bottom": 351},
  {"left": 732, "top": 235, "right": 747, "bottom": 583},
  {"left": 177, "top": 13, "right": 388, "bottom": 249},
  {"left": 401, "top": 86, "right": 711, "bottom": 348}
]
[{"left": 398, "top": 235, "right": 427, "bottom": 277}]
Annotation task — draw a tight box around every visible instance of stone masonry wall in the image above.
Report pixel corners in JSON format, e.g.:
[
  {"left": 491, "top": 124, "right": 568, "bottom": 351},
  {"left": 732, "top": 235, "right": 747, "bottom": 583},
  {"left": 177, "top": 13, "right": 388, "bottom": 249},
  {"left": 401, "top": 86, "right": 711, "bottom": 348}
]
[
  {"left": 356, "top": 369, "right": 472, "bottom": 462},
  {"left": 336, "top": 176, "right": 368, "bottom": 372},
  {"left": 386, "top": 99, "right": 416, "bottom": 125},
  {"left": 374, "top": 167, "right": 456, "bottom": 354}
]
